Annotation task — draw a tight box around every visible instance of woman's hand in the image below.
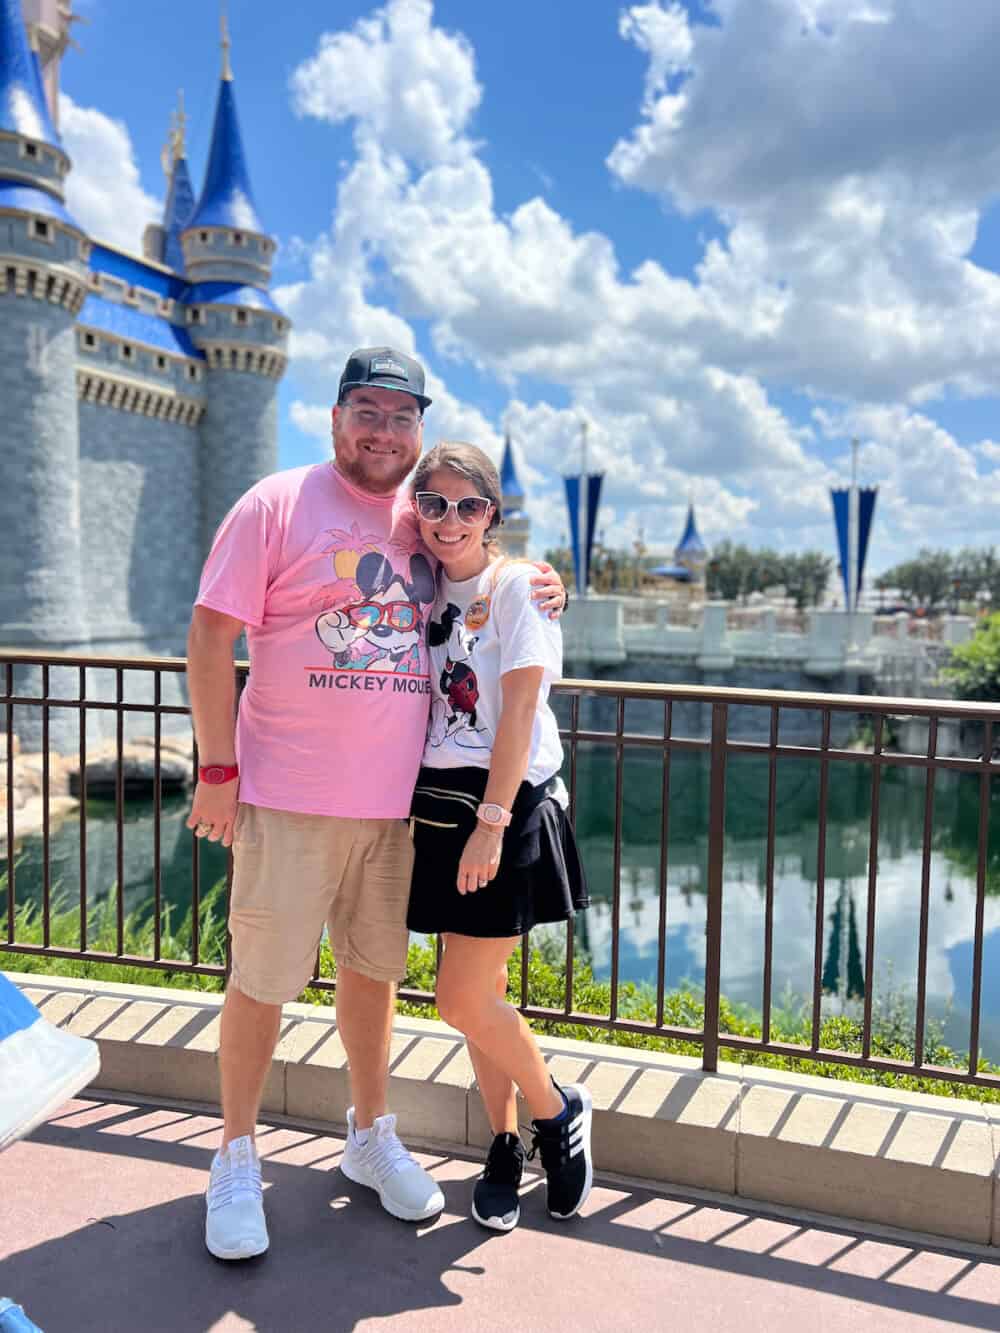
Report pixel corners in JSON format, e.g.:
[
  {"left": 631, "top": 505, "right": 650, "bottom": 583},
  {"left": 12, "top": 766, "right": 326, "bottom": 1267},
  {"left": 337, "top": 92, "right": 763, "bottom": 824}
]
[
  {"left": 457, "top": 825, "right": 504, "bottom": 893},
  {"left": 530, "top": 561, "right": 568, "bottom": 620}
]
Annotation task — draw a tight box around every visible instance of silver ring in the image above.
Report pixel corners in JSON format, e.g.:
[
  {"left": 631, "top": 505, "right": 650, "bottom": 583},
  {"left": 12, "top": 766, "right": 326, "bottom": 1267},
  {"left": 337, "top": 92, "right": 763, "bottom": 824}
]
[{"left": 195, "top": 821, "right": 213, "bottom": 837}]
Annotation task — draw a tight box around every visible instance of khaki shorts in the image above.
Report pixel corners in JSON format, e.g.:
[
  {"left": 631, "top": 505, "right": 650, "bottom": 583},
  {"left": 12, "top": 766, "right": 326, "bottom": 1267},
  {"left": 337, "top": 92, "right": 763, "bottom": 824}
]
[{"left": 228, "top": 803, "right": 414, "bottom": 1005}]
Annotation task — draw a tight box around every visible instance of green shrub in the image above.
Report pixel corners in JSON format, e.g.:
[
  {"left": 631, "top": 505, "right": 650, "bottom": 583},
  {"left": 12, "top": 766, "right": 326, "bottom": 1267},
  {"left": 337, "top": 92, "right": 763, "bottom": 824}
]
[{"left": 5, "top": 891, "right": 999, "bottom": 1103}]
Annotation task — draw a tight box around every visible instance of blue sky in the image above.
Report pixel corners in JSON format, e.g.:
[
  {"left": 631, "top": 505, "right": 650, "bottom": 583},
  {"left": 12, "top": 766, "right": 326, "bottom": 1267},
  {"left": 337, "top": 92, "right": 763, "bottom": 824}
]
[{"left": 55, "top": 0, "right": 1000, "bottom": 575}]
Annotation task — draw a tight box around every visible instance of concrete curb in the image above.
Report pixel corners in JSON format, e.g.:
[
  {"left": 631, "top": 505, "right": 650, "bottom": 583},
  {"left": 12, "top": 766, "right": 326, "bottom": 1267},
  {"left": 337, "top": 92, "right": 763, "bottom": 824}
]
[{"left": 10, "top": 971, "right": 999, "bottom": 1247}]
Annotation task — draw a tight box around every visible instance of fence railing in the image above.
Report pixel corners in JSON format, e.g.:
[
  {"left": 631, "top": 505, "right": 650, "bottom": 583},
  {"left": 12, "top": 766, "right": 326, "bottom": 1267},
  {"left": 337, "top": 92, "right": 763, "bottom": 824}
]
[{"left": 2, "top": 649, "right": 999, "bottom": 1089}]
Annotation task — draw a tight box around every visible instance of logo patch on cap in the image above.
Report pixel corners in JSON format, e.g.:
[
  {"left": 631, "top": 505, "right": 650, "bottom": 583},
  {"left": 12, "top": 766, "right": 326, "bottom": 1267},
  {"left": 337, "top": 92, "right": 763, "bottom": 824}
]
[{"left": 370, "top": 355, "right": 408, "bottom": 381}]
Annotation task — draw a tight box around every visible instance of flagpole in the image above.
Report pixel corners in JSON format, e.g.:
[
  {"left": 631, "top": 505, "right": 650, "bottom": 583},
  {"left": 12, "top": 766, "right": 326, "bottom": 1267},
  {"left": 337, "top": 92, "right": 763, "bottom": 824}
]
[{"left": 580, "top": 419, "right": 589, "bottom": 599}]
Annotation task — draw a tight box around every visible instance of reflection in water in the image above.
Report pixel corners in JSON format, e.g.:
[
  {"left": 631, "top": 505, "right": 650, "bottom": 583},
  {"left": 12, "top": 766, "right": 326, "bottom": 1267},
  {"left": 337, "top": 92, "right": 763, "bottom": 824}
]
[
  {"left": 7, "top": 752, "right": 1000, "bottom": 1062},
  {"left": 569, "top": 748, "right": 1000, "bottom": 1062}
]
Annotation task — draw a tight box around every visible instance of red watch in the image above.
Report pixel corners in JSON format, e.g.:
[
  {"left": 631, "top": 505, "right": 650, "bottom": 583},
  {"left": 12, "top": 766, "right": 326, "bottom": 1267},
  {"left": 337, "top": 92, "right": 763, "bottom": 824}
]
[{"left": 198, "top": 764, "right": 239, "bottom": 785}]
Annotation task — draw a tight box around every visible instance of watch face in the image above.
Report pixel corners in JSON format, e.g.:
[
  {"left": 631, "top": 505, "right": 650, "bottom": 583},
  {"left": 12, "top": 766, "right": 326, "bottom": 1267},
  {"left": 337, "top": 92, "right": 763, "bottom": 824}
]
[
  {"left": 482, "top": 804, "right": 502, "bottom": 823},
  {"left": 203, "top": 766, "right": 226, "bottom": 784}
]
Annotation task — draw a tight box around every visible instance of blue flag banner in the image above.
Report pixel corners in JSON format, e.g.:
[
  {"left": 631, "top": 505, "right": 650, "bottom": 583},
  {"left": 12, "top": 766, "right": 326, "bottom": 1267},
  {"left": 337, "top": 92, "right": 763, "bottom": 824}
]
[
  {"left": 564, "top": 475, "right": 582, "bottom": 593},
  {"left": 856, "top": 487, "right": 878, "bottom": 596},
  {"left": 831, "top": 488, "right": 850, "bottom": 606},
  {"left": 585, "top": 473, "right": 603, "bottom": 590}
]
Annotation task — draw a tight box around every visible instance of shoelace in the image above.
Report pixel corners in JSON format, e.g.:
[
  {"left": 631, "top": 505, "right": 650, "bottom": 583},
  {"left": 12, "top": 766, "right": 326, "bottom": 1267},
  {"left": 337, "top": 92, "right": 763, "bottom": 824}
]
[
  {"left": 482, "top": 1138, "right": 523, "bottom": 1186},
  {"left": 362, "top": 1126, "right": 418, "bottom": 1185},
  {"left": 527, "top": 1119, "right": 571, "bottom": 1169},
  {"left": 208, "top": 1140, "right": 263, "bottom": 1212}
]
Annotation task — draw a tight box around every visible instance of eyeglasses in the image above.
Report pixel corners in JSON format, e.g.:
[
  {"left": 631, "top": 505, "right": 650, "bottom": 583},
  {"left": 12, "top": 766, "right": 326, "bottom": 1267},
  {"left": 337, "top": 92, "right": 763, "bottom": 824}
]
[
  {"left": 346, "top": 600, "right": 419, "bottom": 632},
  {"left": 414, "top": 492, "right": 493, "bottom": 525},
  {"left": 344, "top": 404, "right": 422, "bottom": 437}
]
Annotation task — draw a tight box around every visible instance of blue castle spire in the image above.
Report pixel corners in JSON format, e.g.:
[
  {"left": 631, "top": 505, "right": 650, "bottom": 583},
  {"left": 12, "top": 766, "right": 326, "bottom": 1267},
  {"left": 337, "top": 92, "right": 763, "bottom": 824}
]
[
  {"left": 186, "top": 22, "right": 263, "bottom": 235},
  {"left": 163, "top": 154, "right": 196, "bottom": 270},
  {"left": 0, "top": 0, "right": 61, "bottom": 149},
  {"left": 500, "top": 433, "right": 524, "bottom": 511},
  {"left": 676, "top": 503, "right": 706, "bottom": 557}
]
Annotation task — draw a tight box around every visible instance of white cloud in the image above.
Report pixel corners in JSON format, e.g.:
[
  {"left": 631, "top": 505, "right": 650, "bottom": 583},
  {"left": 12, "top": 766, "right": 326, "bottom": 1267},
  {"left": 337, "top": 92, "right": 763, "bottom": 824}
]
[
  {"left": 289, "top": 0, "right": 480, "bottom": 166},
  {"left": 608, "top": 1, "right": 1000, "bottom": 403},
  {"left": 59, "top": 93, "right": 160, "bottom": 252},
  {"left": 279, "top": 0, "right": 1000, "bottom": 565}
]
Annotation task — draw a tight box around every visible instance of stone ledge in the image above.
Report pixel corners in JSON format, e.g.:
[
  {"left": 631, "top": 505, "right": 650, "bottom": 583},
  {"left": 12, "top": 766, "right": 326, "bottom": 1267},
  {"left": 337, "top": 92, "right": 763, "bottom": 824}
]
[{"left": 8, "top": 971, "right": 998, "bottom": 1247}]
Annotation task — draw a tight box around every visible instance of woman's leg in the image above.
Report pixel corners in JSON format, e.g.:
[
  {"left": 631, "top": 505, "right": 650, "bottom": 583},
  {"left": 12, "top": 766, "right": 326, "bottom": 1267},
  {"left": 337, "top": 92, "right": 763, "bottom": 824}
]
[
  {"left": 465, "top": 957, "right": 517, "bottom": 1134},
  {"left": 436, "top": 933, "right": 563, "bottom": 1123}
]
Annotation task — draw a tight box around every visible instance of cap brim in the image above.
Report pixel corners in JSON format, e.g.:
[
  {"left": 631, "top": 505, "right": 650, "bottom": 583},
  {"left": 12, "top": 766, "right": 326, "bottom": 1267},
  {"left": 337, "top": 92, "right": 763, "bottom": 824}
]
[{"left": 340, "top": 379, "right": 432, "bottom": 411}]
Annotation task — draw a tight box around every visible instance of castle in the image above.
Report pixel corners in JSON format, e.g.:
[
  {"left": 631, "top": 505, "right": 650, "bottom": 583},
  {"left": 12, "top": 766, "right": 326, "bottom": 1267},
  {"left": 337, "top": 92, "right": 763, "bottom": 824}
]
[{"left": 0, "top": 0, "right": 288, "bottom": 668}]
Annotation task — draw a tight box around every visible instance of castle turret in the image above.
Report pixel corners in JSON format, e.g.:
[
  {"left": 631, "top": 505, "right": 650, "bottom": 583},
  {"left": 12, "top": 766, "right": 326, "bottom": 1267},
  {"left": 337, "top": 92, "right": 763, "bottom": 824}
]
[
  {"left": 675, "top": 503, "right": 707, "bottom": 584},
  {"left": 500, "top": 433, "right": 530, "bottom": 558},
  {"left": 0, "top": 0, "right": 90, "bottom": 658},
  {"left": 143, "top": 91, "right": 197, "bottom": 272},
  {"left": 180, "top": 16, "right": 288, "bottom": 555}
]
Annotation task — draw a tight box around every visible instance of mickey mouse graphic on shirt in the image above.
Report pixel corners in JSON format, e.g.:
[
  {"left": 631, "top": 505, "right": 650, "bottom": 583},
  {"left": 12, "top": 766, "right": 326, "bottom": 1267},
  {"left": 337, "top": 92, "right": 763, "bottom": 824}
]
[
  {"left": 316, "top": 548, "right": 436, "bottom": 673},
  {"left": 427, "top": 602, "right": 492, "bottom": 750}
]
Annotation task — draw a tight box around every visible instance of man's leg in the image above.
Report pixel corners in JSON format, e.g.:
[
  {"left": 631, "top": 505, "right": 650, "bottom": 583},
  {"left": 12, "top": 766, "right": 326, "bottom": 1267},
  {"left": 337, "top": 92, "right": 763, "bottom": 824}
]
[
  {"left": 333, "top": 966, "right": 394, "bottom": 1130},
  {"left": 333, "top": 820, "right": 443, "bottom": 1221},
  {"left": 219, "top": 984, "right": 282, "bottom": 1147}
]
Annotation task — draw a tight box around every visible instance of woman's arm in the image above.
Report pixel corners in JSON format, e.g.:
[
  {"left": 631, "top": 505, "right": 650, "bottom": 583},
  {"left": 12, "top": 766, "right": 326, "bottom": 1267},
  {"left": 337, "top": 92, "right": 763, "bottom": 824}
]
[{"left": 456, "top": 665, "right": 544, "bottom": 894}]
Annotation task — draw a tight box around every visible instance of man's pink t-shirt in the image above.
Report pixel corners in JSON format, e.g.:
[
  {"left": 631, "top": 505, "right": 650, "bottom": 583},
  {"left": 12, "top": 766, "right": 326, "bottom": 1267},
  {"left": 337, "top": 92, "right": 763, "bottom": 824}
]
[{"left": 196, "top": 464, "right": 434, "bottom": 818}]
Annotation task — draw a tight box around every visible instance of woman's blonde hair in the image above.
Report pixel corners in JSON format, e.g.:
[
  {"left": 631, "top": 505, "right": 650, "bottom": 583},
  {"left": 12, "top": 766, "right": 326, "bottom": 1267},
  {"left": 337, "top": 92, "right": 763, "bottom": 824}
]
[{"left": 411, "top": 440, "right": 504, "bottom": 551}]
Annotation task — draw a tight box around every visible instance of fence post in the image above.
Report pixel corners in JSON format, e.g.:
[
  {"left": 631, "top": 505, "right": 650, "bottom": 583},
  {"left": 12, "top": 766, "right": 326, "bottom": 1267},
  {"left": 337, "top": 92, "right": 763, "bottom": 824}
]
[{"left": 703, "top": 702, "right": 728, "bottom": 1072}]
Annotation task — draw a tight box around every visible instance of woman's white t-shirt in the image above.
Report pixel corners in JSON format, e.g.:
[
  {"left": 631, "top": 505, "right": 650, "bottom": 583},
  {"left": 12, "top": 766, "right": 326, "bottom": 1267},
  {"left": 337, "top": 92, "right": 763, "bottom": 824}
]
[{"left": 421, "top": 560, "right": 563, "bottom": 785}]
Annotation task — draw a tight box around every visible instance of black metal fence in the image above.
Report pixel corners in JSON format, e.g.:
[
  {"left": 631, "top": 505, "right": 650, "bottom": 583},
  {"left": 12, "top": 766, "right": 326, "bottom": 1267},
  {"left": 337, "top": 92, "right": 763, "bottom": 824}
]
[{"left": 2, "top": 649, "right": 999, "bottom": 1088}]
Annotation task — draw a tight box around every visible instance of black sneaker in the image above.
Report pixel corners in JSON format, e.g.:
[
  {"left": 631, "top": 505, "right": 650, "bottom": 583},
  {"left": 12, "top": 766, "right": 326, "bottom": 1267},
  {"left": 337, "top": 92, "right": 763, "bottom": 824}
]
[
  {"left": 528, "top": 1082, "right": 593, "bottom": 1219},
  {"left": 472, "top": 1132, "right": 524, "bottom": 1231}
]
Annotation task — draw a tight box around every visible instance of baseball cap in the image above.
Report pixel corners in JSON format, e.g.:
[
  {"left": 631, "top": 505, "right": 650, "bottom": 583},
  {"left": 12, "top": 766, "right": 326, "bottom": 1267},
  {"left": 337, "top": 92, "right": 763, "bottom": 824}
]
[{"left": 337, "top": 346, "right": 432, "bottom": 411}]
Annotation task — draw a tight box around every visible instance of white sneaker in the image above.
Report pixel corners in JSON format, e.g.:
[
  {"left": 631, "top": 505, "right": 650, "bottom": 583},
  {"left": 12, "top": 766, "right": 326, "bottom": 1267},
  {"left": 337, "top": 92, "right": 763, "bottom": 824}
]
[
  {"left": 0, "top": 976, "right": 100, "bottom": 1153},
  {"left": 340, "top": 1108, "right": 445, "bottom": 1222},
  {"left": 205, "top": 1135, "right": 269, "bottom": 1260}
]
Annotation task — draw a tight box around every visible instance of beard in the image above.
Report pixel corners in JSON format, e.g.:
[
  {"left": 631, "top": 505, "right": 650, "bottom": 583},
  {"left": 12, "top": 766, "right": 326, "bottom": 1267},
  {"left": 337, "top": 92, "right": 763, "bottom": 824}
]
[{"left": 332, "top": 433, "right": 419, "bottom": 496}]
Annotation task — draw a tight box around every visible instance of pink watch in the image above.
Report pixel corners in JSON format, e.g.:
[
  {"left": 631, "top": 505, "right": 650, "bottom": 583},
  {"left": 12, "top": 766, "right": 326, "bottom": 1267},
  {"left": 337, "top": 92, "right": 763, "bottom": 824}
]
[{"left": 476, "top": 802, "right": 512, "bottom": 829}]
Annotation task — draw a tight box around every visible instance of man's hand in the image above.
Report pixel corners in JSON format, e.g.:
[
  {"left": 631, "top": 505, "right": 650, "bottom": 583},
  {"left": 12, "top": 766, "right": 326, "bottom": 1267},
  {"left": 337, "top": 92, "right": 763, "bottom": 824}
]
[
  {"left": 530, "top": 560, "right": 568, "bottom": 620},
  {"left": 185, "top": 780, "right": 239, "bottom": 848},
  {"left": 457, "top": 825, "right": 503, "bottom": 894}
]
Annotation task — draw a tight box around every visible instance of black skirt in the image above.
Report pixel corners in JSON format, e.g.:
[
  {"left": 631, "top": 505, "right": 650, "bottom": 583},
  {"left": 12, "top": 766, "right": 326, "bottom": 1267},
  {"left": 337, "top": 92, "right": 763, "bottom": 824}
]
[{"left": 407, "top": 765, "right": 589, "bottom": 938}]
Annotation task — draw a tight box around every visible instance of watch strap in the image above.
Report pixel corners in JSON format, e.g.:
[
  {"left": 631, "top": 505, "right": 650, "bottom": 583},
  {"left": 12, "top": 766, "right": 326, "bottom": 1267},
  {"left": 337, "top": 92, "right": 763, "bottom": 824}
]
[
  {"left": 198, "top": 763, "right": 240, "bottom": 785},
  {"left": 476, "top": 801, "right": 512, "bottom": 829}
]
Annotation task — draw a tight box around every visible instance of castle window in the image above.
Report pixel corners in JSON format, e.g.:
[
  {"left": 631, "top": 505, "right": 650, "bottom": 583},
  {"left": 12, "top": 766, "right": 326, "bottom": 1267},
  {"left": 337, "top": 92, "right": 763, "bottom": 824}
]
[
  {"left": 30, "top": 219, "right": 50, "bottom": 241},
  {"left": 234, "top": 309, "right": 249, "bottom": 326},
  {"left": 83, "top": 332, "right": 97, "bottom": 349},
  {"left": 232, "top": 231, "right": 245, "bottom": 246},
  {"left": 23, "top": 142, "right": 38, "bottom": 159},
  {"left": 187, "top": 307, "right": 203, "bottom": 325},
  {"left": 187, "top": 364, "right": 199, "bottom": 381},
  {"left": 199, "top": 231, "right": 209, "bottom": 244},
  {"left": 120, "top": 343, "right": 135, "bottom": 362},
  {"left": 274, "top": 318, "right": 285, "bottom": 334},
  {"left": 156, "top": 355, "right": 167, "bottom": 371}
]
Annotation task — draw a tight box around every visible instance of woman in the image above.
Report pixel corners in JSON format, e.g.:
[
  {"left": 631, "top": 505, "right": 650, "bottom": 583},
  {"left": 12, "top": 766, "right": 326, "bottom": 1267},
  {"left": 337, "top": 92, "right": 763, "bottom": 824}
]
[{"left": 407, "top": 441, "right": 591, "bottom": 1232}]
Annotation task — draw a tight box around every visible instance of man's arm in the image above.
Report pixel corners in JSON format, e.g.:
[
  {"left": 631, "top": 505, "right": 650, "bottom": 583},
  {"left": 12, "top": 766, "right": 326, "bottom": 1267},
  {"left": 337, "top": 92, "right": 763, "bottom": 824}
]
[{"left": 185, "top": 605, "right": 245, "bottom": 848}]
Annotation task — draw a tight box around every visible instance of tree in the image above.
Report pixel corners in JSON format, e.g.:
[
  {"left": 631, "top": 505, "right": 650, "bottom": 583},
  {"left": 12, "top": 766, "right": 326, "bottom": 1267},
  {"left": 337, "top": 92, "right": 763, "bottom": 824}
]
[
  {"left": 941, "top": 612, "right": 1000, "bottom": 702},
  {"left": 780, "top": 551, "right": 834, "bottom": 610},
  {"left": 706, "top": 542, "right": 832, "bottom": 608},
  {"left": 877, "top": 548, "right": 955, "bottom": 612}
]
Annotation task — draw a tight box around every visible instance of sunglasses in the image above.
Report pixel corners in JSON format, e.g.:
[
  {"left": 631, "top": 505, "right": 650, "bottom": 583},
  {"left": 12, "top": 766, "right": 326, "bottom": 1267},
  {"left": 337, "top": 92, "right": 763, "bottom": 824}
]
[
  {"left": 413, "top": 492, "right": 493, "bottom": 525},
  {"left": 347, "top": 601, "right": 419, "bottom": 631}
]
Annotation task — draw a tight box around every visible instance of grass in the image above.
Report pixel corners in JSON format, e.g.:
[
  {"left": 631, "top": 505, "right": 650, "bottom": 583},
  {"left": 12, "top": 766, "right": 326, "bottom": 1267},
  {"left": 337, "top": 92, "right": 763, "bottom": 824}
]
[{"left": 5, "top": 883, "right": 1000, "bottom": 1103}]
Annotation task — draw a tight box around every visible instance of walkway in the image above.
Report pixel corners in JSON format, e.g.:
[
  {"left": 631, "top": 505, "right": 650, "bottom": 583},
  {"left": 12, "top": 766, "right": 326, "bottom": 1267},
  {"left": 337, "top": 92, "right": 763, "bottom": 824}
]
[{"left": 3, "top": 1096, "right": 1000, "bottom": 1331}]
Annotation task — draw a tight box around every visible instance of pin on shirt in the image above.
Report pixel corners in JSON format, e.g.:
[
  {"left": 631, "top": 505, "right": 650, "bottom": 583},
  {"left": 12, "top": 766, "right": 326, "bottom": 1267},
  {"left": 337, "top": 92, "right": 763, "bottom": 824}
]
[{"left": 465, "top": 596, "right": 491, "bottom": 630}]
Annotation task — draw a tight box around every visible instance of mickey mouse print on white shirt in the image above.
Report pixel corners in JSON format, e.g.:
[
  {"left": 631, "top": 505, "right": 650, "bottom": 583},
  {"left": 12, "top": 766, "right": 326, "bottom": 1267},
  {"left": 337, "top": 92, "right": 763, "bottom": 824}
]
[{"left": 424, "top": 561, "right": 564, "bottom": 786}]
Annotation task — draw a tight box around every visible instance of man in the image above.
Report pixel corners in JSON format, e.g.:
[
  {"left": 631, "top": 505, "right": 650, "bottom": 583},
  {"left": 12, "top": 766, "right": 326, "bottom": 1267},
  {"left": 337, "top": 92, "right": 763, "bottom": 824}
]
[{"left": 186, "top": 347, "right": 565, "bottom": 1260}]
